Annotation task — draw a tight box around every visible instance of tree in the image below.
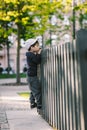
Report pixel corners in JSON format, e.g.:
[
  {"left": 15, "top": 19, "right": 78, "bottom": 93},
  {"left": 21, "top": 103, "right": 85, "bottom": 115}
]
[
  {"left": 0, "top": 0, "right": 37, "bottom": 83},
  {"left": 0, "top": 0, "right": 64, "bottom": 84},
  {"left": 0, "top": 18, "right": 13, "bottom": 74}
]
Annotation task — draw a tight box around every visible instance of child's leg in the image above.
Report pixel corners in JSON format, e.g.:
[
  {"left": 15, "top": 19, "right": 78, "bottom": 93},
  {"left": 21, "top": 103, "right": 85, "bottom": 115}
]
[
  {"left": 30, "top": 76, "right": 42, "bottom": 109},
  {"left": 27, "top": 77, "right": 36, "bottom": 108},
  {"left": 30, "top": 92, "right": 35, "bottom": 104}
]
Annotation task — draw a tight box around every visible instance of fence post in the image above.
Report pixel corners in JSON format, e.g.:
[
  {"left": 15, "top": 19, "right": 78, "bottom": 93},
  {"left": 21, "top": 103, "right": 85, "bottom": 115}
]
[{"left": 76, "top": 28, "right": 87, "bottom": 130}]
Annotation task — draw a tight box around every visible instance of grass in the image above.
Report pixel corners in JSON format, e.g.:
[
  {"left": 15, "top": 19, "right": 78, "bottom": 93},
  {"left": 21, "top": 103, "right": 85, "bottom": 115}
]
[
  {"left": 18, "top": 92, "right": 30, "bottom": 99},
  {"left": 0, "top": 73, "right": 26, "bottom": 79}
]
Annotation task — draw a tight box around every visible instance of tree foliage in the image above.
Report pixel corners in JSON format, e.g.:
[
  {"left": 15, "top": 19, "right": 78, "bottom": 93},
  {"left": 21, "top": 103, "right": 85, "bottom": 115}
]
[{"left": 0, "top": 0, "right": 64, "bottom": 83}]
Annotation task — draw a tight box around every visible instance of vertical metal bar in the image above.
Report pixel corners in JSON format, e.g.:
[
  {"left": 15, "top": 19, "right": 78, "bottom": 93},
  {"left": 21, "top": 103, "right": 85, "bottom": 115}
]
[
  {"left": 52, "top": 47, "right": 55, "bottom": 127},
  {"left": 75, "top": 42, "right": 85, "bottom": 130},
  {"left": 43, "top": 51, "right": 46, "bottom": 119},
  {"left": 72, "top": 0, "right": 76, "bottom": 40},
  {"left": 50, "top": 47, "right": 53, "bottom": 125},
  {"left": 63, "top": 45, "right": 66, "bottom": 130},
  {"left": 74, "top": 41, "right": 85, "bottom": 130},
  {"left": 41, "top": 51, "right": 44, "bottom": 117},
  {"left": 42, "top": 50, "right": 46, "bottom": 118},
  {"left": 51, "top": 47, "right": 55, "bottom": 127},
  {"left": 64, "top": 43, "right": 69, "bottom": 130},
  {"left": 56, "top": 44, "right": 61, "bottom": 130},
  {"left": 53, "top": 46, "right": 57, "bottom": 128},
  {"left": 46, "top": 48, "right": 49, "bottom": 122},
  {"left": 48, "top": 47, "right": 54, "bottom": 125},
  {"left": 47, "top": 48, "right": 51, "bottom": 125},
  {"left": 69, "top": 44, "right": 73, "bottom": 130},
  {"left": 61, "top": 45, "right": 66, "bottom": 130},
  {"left": 47, "top": 48, "right": 50, "bottom": 122},
  {"left": 63, "top": 44, "right": 66, "bottom": 130},
  {"left": 41, "top": 51, "right": 43, "bottom": 117},
  {"left": 74, "top": 41, "right": 80, "bottom": 130},
  {"left": 66, "top": 43, "right": 72, "bottom": 130},
  {"left": 44, "top": 49, "right": 48, "bottom": 120},
  {"left": 55, "top": 46, "right": 59, "bottom": 129},
  {"left": 49, "top": 48, "right": 52, "bottom": 125},
  {"left": 70, "top": 42, "right": 76, "bottom": 130},
  {"left": 59, "top": 45, "right": 63, "bottom": 130}
]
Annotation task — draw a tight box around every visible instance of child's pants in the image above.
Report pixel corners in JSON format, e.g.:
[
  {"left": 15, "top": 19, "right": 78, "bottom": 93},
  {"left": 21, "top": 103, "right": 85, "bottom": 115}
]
[{"left": 27, "top": 76, "right": 42, "bottom": 108}]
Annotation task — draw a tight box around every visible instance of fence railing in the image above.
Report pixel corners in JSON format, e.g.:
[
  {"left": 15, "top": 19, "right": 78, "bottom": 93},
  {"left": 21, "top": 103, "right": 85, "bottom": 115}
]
[{"left": 41, "top": 41, "right": 85, "bottom": 130}]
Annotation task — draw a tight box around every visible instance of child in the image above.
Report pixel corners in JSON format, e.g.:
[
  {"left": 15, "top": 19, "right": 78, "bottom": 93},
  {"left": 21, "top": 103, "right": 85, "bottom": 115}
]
[{"left": 25, "top": 38, "right": 42, "bottom": 113}]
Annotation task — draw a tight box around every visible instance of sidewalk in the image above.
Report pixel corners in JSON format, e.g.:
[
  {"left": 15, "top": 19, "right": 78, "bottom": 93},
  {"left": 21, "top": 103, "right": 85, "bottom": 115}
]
[{"left": 0, "top": 79, "right": 53, "bottom": 130}]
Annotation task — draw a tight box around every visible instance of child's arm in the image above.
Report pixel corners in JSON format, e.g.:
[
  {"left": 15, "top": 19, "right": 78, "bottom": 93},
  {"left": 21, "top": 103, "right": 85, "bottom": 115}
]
[{"left": 30, "top": 53, "right": 41, "bottom": 64}]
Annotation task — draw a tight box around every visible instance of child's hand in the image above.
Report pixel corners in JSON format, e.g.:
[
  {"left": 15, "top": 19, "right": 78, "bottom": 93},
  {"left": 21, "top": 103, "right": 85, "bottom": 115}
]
[{"left": 38, "top": 48, "right": 42, "bottom": 54}]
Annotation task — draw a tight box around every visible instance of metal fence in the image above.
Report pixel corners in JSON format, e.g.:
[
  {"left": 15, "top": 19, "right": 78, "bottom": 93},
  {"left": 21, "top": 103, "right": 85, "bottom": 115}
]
[{"left": 41, "top": 41, "right": 85, "bottom": 130}]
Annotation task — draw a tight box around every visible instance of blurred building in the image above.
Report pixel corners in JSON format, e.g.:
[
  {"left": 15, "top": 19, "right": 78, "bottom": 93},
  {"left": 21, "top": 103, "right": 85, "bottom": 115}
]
[{"left": 0, "top": 43, "right": 27, "bottom": 73}]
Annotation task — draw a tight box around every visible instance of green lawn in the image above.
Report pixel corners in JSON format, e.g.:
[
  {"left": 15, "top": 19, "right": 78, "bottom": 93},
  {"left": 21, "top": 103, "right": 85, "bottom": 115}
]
[
  {"left": 18, "top": 92, "right": 30, "bottom": 99},
  {"left": 0, "top": 73, "right": 26, "bottom": 79}
]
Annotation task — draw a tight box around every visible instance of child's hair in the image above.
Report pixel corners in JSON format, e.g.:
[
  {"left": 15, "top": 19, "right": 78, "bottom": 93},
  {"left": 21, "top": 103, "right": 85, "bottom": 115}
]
[{"left": 28, "top": 41, "right": 39, "bottom": 51}]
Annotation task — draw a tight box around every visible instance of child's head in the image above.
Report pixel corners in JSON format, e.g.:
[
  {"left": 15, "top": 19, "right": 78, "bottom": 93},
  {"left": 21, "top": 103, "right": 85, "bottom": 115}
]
[{"left": 25, "top": 38, "right": 40, "bottom": 52}]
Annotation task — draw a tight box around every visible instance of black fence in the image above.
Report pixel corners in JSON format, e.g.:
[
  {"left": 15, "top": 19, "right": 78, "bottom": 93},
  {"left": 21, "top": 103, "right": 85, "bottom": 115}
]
[{"left": 41, "top": 29, "right": 87, "bottom": 130}]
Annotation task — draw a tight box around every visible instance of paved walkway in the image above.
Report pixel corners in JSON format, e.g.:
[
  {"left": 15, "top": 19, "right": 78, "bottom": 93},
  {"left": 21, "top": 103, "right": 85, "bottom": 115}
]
[{"left": 0, "top": 78, "right": 53, "bottom": 130}]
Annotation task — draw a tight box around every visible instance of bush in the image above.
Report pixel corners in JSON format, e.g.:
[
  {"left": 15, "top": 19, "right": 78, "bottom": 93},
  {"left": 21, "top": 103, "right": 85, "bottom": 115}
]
[
  {"left": 23, "top": 66, "right": 27, "bottom": 73},
  {"left": 5, "top": 67, "right": 12, "bottom": 72},
  {"left": 0, "top": 67, "right": 3, "bottom": 74}
]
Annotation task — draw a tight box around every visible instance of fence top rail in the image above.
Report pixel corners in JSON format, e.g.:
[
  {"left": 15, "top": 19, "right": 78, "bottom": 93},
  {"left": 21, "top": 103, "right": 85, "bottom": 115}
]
[
  {"left": 43, "top": 41, "right": 75, "bottom": 49},
  {"left": 42, "top": 41, "right": 77, "bottom": 58}
]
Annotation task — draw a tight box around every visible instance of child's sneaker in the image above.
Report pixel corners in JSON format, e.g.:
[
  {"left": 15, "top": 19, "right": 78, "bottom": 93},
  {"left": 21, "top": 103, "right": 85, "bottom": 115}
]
[
  {"left": 37, "top": 106, "right": 42, "bottom": 115},
  {"left": 30, "top": 103, "right": 37, "bottom": 109}
]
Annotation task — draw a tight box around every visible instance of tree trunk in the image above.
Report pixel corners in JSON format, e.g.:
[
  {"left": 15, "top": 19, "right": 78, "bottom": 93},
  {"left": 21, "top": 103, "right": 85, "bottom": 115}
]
[
  {"left": 16, "top": 24, "right": 20, "bottom": 84},
  {"left": 6, "top": 23, "right": 10, "bottom": 74},
  {"left": 7, "top": 41, "right": 10, "bottom": 74}
]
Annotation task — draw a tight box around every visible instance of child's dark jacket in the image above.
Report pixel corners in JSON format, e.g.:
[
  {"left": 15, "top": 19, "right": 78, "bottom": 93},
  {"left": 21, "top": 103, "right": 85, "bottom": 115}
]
[{"left": 26, "top": 52, "right": 41, "bottom": 76}]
